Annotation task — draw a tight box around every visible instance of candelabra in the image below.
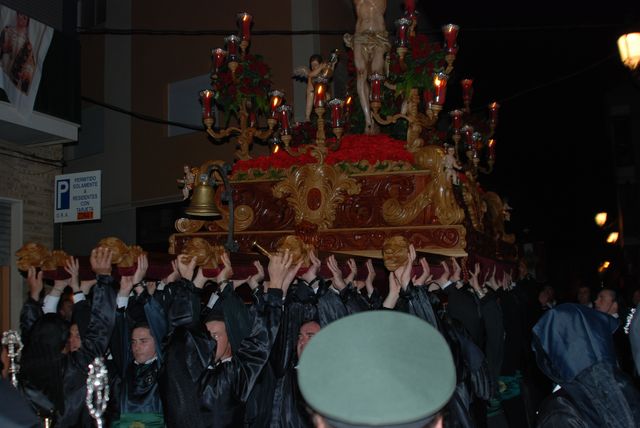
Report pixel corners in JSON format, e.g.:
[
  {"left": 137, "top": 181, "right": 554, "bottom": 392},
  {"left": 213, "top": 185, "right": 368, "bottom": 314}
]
[
  {"left": 1, "top": 330, "right": 23, "bottom": 388},
  {"left": 370, "top": 11, "right": 459, "bottom": 148},
  {"left": 200, "top": 13, "right": 276, "bottom": 161}
]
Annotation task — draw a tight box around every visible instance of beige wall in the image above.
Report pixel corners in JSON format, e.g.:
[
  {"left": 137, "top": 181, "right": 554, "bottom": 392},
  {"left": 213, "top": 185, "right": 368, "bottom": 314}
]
[
  {"left": 131, "top": 1, "right": 297, "bottom": 202},
  {"left": 0, "top": 144, "right": 62, "bottom": 247}
]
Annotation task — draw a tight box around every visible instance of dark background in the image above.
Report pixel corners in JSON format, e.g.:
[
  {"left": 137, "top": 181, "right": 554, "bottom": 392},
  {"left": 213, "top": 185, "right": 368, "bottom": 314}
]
[{"left": 410, "top": 1, "right": 640, "bottom": 292}]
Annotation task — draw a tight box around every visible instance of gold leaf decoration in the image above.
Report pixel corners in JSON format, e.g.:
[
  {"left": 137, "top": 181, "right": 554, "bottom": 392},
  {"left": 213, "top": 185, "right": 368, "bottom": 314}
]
[{"left": 273, "top": 163, "right": 361, "bottom": 230}]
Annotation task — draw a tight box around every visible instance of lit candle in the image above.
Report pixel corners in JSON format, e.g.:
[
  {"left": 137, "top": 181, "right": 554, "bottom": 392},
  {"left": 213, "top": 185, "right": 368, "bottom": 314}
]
[
  {"left": 238, "top": 12, "right": 252, "bottom": 41},
  {"left": 277, "top": 105, "right": 291, "bottom": 134},
  {"left": 329, "top": 98, "right": 343, "bottom": 128},
  {"left": 442, "top": 24, "right": 459, "bottom": 55},
  {"left": 488, "top": 102, "right": 500, "bottom": 126},
  {"left": 200, "top": 89, "right": 214, "bottom": 119},
  {"left": 211, "top": 48, "right": 226, "bottom": 70},
  {"left": 369, "top": 73, "right": 385, "bottom": 102},
  {"left": 462, "top": 125, "right": 474, "bottom": 149},
  {"left": 450, "top": 109, "right": 463, "bottom": 131},
  {"left": 396, "top": 18, "right": 412, "bottom": 47},
  {"left": 432, "top": 72, "right": 448, "bottom": 105},
  {"left": 461, "top": 79, "right": 473, "bottom": 104},
  {"left": 345, "top": 94, "right": 353, "bottom": 117},
  {"left": 225, "top": 35, "right": 240, "bottom": 59},
  {"left": 269, "top": 90, "right": 284, "bottom": 116},
  {"left": 314, "top": 77, "right": 327, "bottom": 107},
  {"left": 249, "top": 111, "right": 256, "bottom": 128},
  {"left": 488, "top": 139, "right": 496, "bottom": 159}
]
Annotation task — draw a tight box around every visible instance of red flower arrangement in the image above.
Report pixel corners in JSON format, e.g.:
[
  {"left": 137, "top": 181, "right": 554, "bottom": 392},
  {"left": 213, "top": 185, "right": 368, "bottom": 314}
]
[
  {"left": 231, "top": 134, "right": 415, "bottom": 180},
  {"left": 211, "top": 54, "right": 272, "bottom": 121}
]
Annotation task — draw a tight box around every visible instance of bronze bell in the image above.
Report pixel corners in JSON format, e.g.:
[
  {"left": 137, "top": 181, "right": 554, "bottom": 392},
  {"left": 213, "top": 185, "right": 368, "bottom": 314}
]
[{"left": 185, "top": 181, "right": 222, "bottom": 217}]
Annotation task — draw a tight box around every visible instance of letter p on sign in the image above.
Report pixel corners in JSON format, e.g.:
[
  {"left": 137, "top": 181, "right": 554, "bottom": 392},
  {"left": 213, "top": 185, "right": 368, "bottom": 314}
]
[{"left": 56, "top": 179, "right": 70, "bottom": 210}]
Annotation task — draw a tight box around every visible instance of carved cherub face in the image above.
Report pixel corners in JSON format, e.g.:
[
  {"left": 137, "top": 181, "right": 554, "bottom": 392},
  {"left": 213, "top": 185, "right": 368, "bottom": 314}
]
[
  {"left": 16, "top": 242, "right": 50, "bottom": 271},
  {"left": 276, "top": 235, "right": 311, "bottom": 268},
  {"left": 382, "top": 236, "right": 410, "bottom": 272},
  {"left": 97, "top": 237, "right": 129, "bottom": 265},
  {"left": 182, "top": 238, "right": 224, "bottom": 268},
  {"left": 42, "top": 250, "right": 69, "bottom": 271}
]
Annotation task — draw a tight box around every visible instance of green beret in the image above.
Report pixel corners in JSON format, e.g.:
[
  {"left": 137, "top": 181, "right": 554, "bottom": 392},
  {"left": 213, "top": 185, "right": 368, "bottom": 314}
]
[{"left": 297, "top": 311, "right": 455, "bottom": 427}]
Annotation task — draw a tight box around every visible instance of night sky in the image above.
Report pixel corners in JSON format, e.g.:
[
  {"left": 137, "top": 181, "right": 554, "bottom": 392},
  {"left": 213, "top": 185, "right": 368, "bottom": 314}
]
[{"left": 413, "top": 2, "right": 640, "bottom": 288}]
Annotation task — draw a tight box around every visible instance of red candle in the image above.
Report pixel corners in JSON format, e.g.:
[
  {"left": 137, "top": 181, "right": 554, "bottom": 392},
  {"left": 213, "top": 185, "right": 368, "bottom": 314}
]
[
  {"left": 396, "top": 18, "right": 411, "bottom": 47},
  {"left": 461, "top": 79, "right": 473, "bottom": 103},
  {"left": 225, "top": 35, "right": 240, "bottom": 57},
  {"left": 433, "top": 72, "right": 448, "bottom": 105},
  {"left": 369, "top": 73, "right": 385, "bottom": 102},
  {"left": 200, "top": 89, "right": 214, "bottom": 119},
  {"left": 249, "top": 111, "right": 256, "bottom": 128},
  {"left": 278, "top": 105, "right": 291, "bottom": 133},
  {"left": 450, "top": 109, "right": 463, "bottom": 131},
  {"left": 211, "top": 48, "right": 226, "bottom": 70},
  {"left": 442, "top": 24, "right": 459, "bottom": 54},
  {"left": 462, "top": 125, "right": 474, "bottom": 148},
  {"left": 329, "top": 98, "right": 343, "bottom": 127},
  {"left": 488, "top": 139, "right": 496, "bottom": 159},
  {"left": 488, "top": 102, "right": 500, "bottom": 126},
  {"left": 269, "top": 90, "right": 284, "bottom": 115},
  {"left": 406, "top": 0, "right": 415, "bottom": 15},
  {"left": 314, "top": 78, "right": 327, "bottom": 107},
  {"left": 238, "top": 12, "right": 252, "bottom": 41}
]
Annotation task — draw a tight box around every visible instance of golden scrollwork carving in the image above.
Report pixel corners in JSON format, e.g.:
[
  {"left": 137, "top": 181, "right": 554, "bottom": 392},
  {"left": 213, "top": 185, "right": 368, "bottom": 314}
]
[
  {"left": 272, "top": 163, "right": 361, "bottom": 230},
  {"left": 461, "top": 172, "right": 485, "bottom": 232},
  {"left": 214, "top": 204, "right": 255, "bottom": 232},
  {"left": 175, "top": 218, "right": 207, "bottom": 233},
  {"left": 382, "top": 145, "right": 464, "bottom": 226}
]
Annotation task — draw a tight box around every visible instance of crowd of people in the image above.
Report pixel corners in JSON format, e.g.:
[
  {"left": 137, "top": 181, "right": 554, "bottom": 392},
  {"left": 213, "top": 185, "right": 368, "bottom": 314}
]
[{"left": 2, "top": 236, "right": 640, "bottom": 428}]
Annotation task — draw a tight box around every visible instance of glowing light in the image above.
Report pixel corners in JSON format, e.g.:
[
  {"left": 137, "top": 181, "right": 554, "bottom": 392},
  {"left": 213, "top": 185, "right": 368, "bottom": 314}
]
[
  {"left": 594, "top": 212, "right": 607, "bottom": 227},
  {"left": 606, "top": 232, "right": 619, "bottom": 244}
]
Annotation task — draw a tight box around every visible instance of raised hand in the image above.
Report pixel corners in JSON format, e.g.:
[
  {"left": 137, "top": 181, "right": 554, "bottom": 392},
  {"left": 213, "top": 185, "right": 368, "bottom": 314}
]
[
  {"left": 364, "top": 259, "right": 376, "bottom": 296},
  {"left": 90, "top": 247, "right": 113, "bottom": 276},
  {"left": 345, "top": 258, "right": 357, "bottom": 285},
  {"left": 232, "top": 260, "right": 265, "bottom": 290},
  {"left": 383, "top": 271, "right": 402, "bottom": 309},
  {"left": 326, "top": 255, "right": 347, "bottom": 291},
  {"left": 215, "top": 252, "right": 234, "bottom": 284},
  {"left": 301, "top": 250, "right": 321, "bottom": 284},
  {"left": 412, "top": 257, "right": 432, "bottom": 286},
  {"left": 176, "top": 254, "right": 197, "bottom": 281},
  {"left": 394, "top": 244, "right": 416, "bottom": 290},
  {"left": 434, "top": 260, "right": 450, "bottom": 288},
  {"left": 119, "top": 275, "right": 134, "bottom": 297},
  {"left": 132, "top": 254, "right": 149, "bottom": 285},
  {"left": 27, "top": 266, "right": 43, "bottom": 301},
  {"left": 64, "top": 257, "right": 81, "bottom": 292},
  {"left": 268, "top": 249, "right": 293, "bottom": 290},
  {"left": 468, "top": 262, "right": 482, "bottom": 292},
  {"left": 486, "top": 265, "right": 499, "bottom": 291},
  {"left": 450, "top": 257, "right": 462, "bottom": 282}
]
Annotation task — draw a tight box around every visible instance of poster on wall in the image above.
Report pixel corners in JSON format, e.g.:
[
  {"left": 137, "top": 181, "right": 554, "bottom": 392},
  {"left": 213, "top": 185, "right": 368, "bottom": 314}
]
[
  {"left": 0, "top": 5, "right": 53, "bottom": 116},
  {"left": 54, "top": 171, "right": 102, "bottom": 223}
]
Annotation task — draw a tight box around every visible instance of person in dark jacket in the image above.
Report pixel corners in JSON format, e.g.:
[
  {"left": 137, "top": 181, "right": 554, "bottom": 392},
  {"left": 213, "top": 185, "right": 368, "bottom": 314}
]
[
  {"left": 533, "top": 303, "right": 640, "bottom": 427},
  {"left": 18, "top": 247, "right": 117, "bottom": 427}
]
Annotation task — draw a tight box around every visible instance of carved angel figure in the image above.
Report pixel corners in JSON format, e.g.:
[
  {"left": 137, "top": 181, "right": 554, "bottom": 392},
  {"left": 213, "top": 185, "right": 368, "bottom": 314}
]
[
  {"left": 177, "top": 164, "right": 196, "bottom": 200},
  {"left": 97, "top": 237, "right": 146, "bottom": 268},
  {"left": 443, "top": 145, "right": 462, "bottom": 185},
  {"left": 292, "top": 50, "right": 339, "bottom": 121}
]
